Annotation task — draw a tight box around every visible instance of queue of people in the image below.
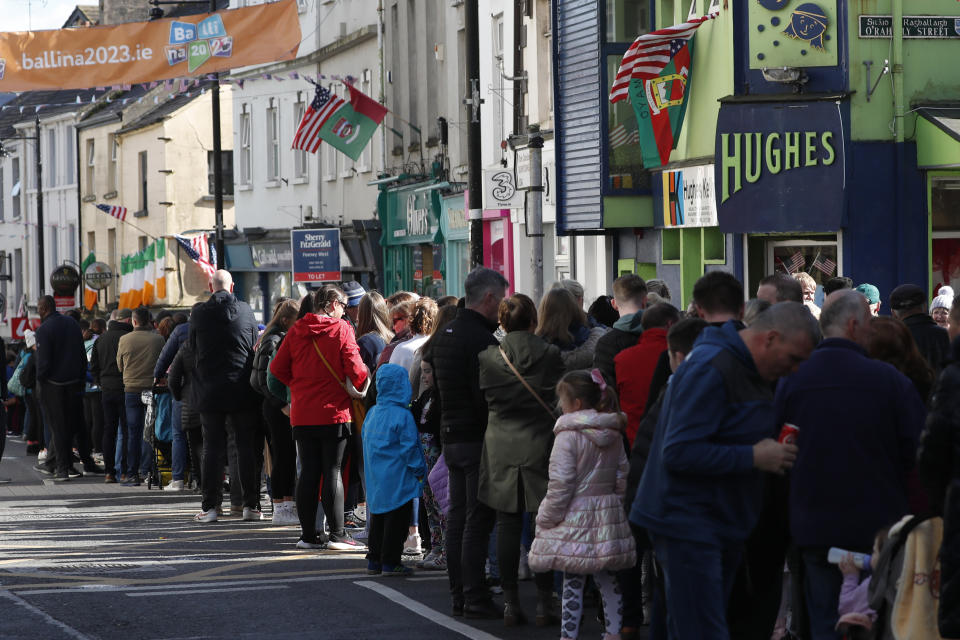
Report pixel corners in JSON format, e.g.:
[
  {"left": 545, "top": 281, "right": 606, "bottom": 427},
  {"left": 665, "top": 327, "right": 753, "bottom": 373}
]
[{"left": 8, "top": 265, "right": 960, "bottom": 640}]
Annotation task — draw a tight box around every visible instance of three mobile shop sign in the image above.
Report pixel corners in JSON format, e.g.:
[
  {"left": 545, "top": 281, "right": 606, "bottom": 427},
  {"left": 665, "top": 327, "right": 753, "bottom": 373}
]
[
  {"left": 291, "top": 229, "right": 341, "bottom": 284},
  {"left": 0, "top": 0, "right": 300, "bottom": 91}
]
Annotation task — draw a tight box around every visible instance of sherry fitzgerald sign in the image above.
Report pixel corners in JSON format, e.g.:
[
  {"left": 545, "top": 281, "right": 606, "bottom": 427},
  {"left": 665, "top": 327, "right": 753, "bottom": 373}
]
[{"left": 714, "top": 100, "right": 847, "bottom": 233}]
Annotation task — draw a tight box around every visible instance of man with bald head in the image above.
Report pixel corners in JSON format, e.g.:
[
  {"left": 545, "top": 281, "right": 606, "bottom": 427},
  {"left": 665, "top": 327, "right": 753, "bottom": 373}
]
[
  {"left": 775, "top": 290, "right": 926, "bottom": 639},
  {"left": 190, "top": 270, "right": 261, "bottom": 522}
]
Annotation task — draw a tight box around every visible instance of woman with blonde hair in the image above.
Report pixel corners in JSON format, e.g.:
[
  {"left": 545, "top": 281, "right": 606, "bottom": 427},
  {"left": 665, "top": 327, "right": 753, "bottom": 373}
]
[{"left": 536, "top": 287, "right": 607, "bottom": 370}]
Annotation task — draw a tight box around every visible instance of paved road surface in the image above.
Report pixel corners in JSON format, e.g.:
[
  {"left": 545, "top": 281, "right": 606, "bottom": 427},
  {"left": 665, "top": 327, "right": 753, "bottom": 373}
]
[{"left": 0, "top": 436, "right": 636, "bottom": 639}]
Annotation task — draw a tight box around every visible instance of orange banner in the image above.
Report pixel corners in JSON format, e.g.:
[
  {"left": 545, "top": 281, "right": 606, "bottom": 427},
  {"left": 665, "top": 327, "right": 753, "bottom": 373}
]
[{"left": 0, "top": 0, "right": 301, "bottom": 92}]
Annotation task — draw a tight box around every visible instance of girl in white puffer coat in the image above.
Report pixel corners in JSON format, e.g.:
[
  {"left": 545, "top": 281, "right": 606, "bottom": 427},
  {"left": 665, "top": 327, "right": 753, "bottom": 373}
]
[{"left": 528, "top": 369, "right": 636, "bottom": 640}]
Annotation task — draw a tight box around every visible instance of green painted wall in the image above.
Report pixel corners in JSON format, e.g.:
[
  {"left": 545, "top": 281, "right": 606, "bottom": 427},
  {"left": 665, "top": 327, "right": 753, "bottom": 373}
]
[
  {"left": 916, "top": 115, "right": 960, "bottom": 168},
  {"left": 604, "top": 195, "right": 654, "bottom": 227},
  {"left": 848, "top": 0, "right": 960, "bottom": 141}
]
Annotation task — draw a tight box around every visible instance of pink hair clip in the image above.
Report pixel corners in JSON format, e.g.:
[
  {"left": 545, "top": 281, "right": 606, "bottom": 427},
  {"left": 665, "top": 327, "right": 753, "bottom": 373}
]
[{"left": 590, "top": 369, "right": 607, "bottom": 392}]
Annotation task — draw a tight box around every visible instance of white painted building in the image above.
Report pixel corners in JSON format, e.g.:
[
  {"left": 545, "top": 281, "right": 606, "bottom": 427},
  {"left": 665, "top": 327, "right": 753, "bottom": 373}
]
[{"left": 227, "top": 0, "right": 384, "bottom": 318}]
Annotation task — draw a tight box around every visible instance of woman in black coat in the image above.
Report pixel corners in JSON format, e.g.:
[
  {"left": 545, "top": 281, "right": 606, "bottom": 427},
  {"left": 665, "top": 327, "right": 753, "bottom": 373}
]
[{"left": 917, "top": 298, "right": 960, "bottom": 637}]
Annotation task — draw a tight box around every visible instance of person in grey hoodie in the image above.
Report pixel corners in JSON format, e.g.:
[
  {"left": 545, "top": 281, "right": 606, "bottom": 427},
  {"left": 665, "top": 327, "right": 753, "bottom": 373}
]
[{"left": 593, "top": 274, "right": 648, "bottom": 387}]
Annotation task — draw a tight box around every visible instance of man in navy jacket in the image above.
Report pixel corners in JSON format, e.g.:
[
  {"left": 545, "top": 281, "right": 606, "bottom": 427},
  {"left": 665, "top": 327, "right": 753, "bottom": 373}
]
[
  {"left": 632, "top": 302, "right": 818, "bottom": 640},
  {"left": 776, "top": 289, "right": 925, "bottom": 639}
]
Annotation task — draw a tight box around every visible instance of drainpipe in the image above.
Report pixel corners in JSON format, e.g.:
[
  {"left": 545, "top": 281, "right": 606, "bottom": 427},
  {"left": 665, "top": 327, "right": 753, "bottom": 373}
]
[{"left": 892, "top": 0, "right": 905, "bottom": 283}]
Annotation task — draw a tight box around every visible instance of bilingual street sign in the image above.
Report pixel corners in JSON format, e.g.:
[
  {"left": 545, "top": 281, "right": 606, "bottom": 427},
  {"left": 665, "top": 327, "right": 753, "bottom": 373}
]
[
  {"left": 291, "top": 228, "right": 341, "bottom": 283},
  {"left": 859, "top": 15, "right": 960, "bottom": 39}
]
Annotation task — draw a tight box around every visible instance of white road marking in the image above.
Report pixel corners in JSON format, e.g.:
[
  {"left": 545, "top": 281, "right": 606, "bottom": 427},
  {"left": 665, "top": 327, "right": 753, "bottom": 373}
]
[
  {"left": 0, "top": 588, "right": 93, "bottom": 640},
  {"left": 14, "top": 572, "right": 371, "bottom": 595},
  {"left": 127, "top": 585, "right": 287, "bottom": 597},
  {"left": 354, "top": 580, "right": 503, "bottom": 640}
]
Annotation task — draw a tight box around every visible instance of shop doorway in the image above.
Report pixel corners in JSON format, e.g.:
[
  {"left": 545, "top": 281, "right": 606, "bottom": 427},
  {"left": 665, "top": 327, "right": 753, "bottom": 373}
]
[
  {"left": 930, "top": 175, "right": 960, "bottom": 295},
  {"left": 745, "top": 233, "right": 841, "bottom": 303}
]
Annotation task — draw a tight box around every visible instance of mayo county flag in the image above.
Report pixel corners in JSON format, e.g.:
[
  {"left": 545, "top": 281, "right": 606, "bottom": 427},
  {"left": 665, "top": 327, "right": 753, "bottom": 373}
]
[
  {"left": 292, "top": 83, "right": 388, "bottom": 161},
  {"left": 610, "top": 14, "right": 715, "bottom": 169}
]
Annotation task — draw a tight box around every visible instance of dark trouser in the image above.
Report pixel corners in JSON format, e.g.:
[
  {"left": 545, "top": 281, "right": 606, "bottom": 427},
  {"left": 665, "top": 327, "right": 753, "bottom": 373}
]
[
  {"left": 294, "top": 425, "right": 348, "bottom": 539},
  {"left": 200, "top": 410, "right": 259, "bottom": 512},
  {"left": 83, "top": 392, "right": 104, "bottom": 453},
  {"left": 25, "top": 393, "right": 44, "bottom": 445},
  {"left": 100, "top": 389, "right": 127, "bottom": 477},
  {"left": 652, "top": 534, "right": 742, "bottom": 640},
  {"left": 123, "top": 392, "right": 146, "bottom": 478},
  {"left": 444, "top": 441, "right": 497, "bottom": 605},
  {"left": 180, "top": 402, "right": 203, "bottom": 484},
  {"left": 367, "top": 501, "right": 411, "bottom": 567},
  {"left": 263, "top": 401, "right": 296, "bottom": 499},
  {"left": 344, "top": 430, "right": 365, "bottom": 512},
  {"left": 38, "top": 381, "right": 84, "bottom": 473},
  {"left": 800, "top": 547, "right": 843, "bottom": 640},
  {"left": 497, "top": 508, "right": 554, "bottom": 592}
]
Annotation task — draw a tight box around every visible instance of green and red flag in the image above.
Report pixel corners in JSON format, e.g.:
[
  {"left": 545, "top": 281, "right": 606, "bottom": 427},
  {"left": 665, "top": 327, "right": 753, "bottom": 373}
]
[
  {"left": 609, "top": 14, "right": 716, "bottom": 168},
  {"left": 292, "top": 83, "right": 388, "bottom": 161}
]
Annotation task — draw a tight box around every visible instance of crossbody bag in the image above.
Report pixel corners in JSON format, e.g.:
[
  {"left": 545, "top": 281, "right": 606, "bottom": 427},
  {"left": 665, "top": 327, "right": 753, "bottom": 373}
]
[{"left": 499, "top": 346, "right": 558, "bottom": 421}]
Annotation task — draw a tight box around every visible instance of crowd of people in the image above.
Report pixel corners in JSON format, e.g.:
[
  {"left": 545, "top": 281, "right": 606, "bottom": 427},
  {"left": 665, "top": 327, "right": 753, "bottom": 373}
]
[{"left": 4, "top": 265, "right": 959, "bottom": 640}]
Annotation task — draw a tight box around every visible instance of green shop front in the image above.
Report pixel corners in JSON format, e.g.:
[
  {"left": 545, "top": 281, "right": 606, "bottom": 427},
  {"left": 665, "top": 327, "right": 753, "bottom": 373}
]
[{"left": 378, "top": 181, "right": 469, "bottom": 297}]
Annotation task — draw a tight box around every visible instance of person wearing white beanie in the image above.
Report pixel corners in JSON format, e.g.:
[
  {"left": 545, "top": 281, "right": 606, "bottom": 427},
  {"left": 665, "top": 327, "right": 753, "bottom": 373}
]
[{"left": 932, "top": 285, "right": 955, "bottom": 329}]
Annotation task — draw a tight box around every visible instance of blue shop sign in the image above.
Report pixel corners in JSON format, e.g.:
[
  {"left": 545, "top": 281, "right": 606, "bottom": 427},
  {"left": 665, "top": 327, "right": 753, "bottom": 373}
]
[
  {"left": 291, "top": 228, "right": 341, "bottom": 283},
  {"left": 714, "top": 100, "right": 847, "bottom": 233}
]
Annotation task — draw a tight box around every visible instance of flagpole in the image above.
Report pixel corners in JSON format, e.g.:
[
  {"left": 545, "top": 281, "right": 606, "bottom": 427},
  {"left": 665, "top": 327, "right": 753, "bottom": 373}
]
[
  {"left": 94, "top": 209, "right": 162, "bottom": 243},
  {"left": 808, "top": 249, "right": 821, "bottom": 275}
]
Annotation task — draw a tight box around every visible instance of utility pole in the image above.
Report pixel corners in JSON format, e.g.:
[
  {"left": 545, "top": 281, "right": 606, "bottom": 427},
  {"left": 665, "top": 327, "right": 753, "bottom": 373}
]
[
  {"left": 210, "top": 0, "right": 225, "bottom": 269},
  {"left": 35, "top": 116, "right": 44, "bottom": 296},
  {"left": 527, "top": 126, "right": 544, "bottom": 303},
  {"left": 464, "top": 0, "right": 483, "bottom": 269}
]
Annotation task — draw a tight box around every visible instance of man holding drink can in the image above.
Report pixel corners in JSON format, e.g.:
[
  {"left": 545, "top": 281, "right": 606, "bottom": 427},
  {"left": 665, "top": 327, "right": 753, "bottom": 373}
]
[{"left": 631, "top": 301, "right": 818, "bottom": 640}]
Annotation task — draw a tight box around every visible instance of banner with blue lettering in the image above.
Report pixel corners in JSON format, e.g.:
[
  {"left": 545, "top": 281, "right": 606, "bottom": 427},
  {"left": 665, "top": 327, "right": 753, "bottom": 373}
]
[
  {"left": 714, "top": 99, "right": 848, "bottom": 233},
  {"left": 291, "top": 228, "right": 341, "bottom": 283}
]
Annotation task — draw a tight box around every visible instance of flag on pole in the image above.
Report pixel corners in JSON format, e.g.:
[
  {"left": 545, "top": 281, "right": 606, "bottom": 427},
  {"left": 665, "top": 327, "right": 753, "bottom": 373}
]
[
  {"left": 141, "top": 242, "right": 156, "bottom": 307},
  {"left": 95, "top": 203, "right": 128, "bottom": 222},
  {"left": 787, "top": 250, "right": 805, "bottom": 273},
  {"left": 174, "top": 234, "right": 216, "bottom": 280},
  {"left": 609, "top": 14, "right": 716, "bottom": 168},
  {"left": 80, "top": 251, "right": 98, "bottom": 310},
  {"left": 811, "top": 255, "right": 837, "bottom": 276},
  {"left": 154, "top": 238, "right": 167, "bottom": 300},
  {"left": 292, "top": 83, "right": 388, "bottom": 160}
]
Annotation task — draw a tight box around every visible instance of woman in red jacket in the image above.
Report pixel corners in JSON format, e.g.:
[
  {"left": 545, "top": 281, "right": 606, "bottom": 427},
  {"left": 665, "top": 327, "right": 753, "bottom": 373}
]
[{"left": 270, "top": 285, "right": 369, "bottom": 550}]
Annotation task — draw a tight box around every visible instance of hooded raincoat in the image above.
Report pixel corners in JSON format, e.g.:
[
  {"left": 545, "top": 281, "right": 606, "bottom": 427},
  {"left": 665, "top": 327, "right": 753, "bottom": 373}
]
[{"left": 361, "top": 363, "right": 426, "bottom": 515}]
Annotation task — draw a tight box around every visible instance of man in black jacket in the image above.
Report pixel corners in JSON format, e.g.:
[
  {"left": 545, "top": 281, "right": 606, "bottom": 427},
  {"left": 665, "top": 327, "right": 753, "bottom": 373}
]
[
  {"left": 91, "top": 308, "right": 133, "bottom": 483},
  {"left": 890, "top": 283, "right": 950, "bottom": 373},
  {"left": 190, "top": 270, "right": 261, "bottom": 523},
  {"left": 593, "top": 274, "right": 647, "bottom": 387},
  {"left": 425, "top": 267, "right": 508, "bottom": 619},
  {"left": 35, "top": 296, "right": 102, "bottom": 481}
]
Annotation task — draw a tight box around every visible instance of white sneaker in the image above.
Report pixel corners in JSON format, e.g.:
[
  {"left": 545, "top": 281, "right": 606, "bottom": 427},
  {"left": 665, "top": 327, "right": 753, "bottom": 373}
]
[
  {"left": 37, "top": 449, "right": 47, "bottom": 462},
  {"left": 194, "top": 508, "right": 218, "bottom": 523},
  {"left": 242, "top": 507, "right": 262, "bottom": 522},
  {"left": 164, "top": 479, "right": 185, "bottom": 492},
  {"left": 272, "top": 502, "right": 300, "bottom": 526},
  {"left": 403, "top": 532, "right": 422, "bottom": 555}
]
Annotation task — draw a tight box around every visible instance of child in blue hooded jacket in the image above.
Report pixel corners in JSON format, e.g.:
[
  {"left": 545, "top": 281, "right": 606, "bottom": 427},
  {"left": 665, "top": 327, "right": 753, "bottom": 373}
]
[{"left": 362, "top": 363, "right": 427, "bottom": 576}]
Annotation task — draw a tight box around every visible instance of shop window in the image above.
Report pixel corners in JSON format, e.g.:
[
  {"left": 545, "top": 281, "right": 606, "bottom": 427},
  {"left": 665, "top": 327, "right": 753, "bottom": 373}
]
[
  {"left": 703, "top": 227, "right": 725, "bottom": 263},
  {"left": 746, "top": 234, "right": 839, "bottom": 300},
  {"left": 931, "top": 177, "right": 960, "bottom": 231},
  {"left": 662, "top": 228, "right": 681, "bottom": 263}
]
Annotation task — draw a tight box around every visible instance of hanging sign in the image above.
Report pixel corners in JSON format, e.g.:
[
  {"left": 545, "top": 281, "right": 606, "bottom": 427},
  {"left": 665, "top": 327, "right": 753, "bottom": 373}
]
[
  {"left": 0, "top": 0, "right": 301, "bottom": 92},
  {"left": 291, "top": 228, "right": 341, "bottom": 283},
  {"left": 83, "top": 261, "right": 113, "bottom": 290},
  {"left": 657, "top": 164, "right": 718, "bottom": 228},
  {"left": 483, "top": 168, "right": 524, "bottom": 209}
]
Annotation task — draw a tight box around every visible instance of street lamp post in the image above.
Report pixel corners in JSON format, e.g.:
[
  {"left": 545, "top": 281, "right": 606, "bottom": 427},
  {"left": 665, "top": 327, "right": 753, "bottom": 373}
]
[{"left": 150, "top": 0, "right": 225, "bottom": 270}]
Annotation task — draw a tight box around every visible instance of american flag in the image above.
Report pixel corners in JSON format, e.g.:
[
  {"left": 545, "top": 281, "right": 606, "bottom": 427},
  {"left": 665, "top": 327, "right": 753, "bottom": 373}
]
[
  {"left": 811, "top": 255, "right": 837, "bottom": 276},
  {"left": 96, "top": 203, "right": 128, "bottom": 222},
  {"left": 787, "top": 251, "right": 805, "bottom": 273},
  {"left": 292, "top": 85, "right": 346, "bottom": 153},
  {"left": 609, "top": 14, "right": 717, "bottom": 104},
  {"left": 609, "top": 123, "right": 640, "bottom": 150},
  {"left": 174, "top": 234, "right": 216, "bottom": 279}
]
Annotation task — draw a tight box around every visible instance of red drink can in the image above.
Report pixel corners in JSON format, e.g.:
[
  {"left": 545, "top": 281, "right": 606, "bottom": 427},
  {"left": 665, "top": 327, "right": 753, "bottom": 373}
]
[{"left": 778, "top": 423, "right": 799, "bottom": 445}]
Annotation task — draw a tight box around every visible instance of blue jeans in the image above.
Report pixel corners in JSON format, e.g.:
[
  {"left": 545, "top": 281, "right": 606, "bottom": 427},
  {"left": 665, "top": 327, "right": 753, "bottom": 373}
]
[
  {"left": 652, "top": 535, "right": 743, "bottom": 640},
  {"left": 801, "top": 548, "right": 843, "bottom": 640},
  {"left": 123, "top": 392, "right": 145, "bottom": 478},
  {"left": 170, "top": 399, "right": 187, "bottom": 480},
  {"left": 115, "top": 425, "right": 124, "bottom": 475}
]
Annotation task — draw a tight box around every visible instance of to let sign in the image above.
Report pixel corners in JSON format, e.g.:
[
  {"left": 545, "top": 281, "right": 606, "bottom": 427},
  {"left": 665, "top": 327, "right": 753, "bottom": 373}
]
[
  {"left": 859, "top": 15, "right": 960, "bottom": 39},
  {"left": 291, "top": 228, "right": 341, "bottom": 283}
]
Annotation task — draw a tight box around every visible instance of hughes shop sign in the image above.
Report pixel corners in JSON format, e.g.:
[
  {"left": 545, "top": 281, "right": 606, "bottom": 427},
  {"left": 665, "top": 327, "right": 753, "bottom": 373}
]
[
  {"left": 0, "top": 0, "right": 300, "bottom": 91},
  {"left": 291, "top": 229, "right": 340, "bottom": 283},
  {"left": 714, "top": 100, "right": 846, "bottom": 233}
]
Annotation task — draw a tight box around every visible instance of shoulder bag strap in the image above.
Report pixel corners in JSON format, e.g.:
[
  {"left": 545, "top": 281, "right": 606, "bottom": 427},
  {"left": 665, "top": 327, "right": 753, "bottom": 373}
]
[
  {"left": 312, "top": 339, "right": 348, "bottom": 391},
  {"left": 499, "top": 346, "right": 558, "bottom": 421}
]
